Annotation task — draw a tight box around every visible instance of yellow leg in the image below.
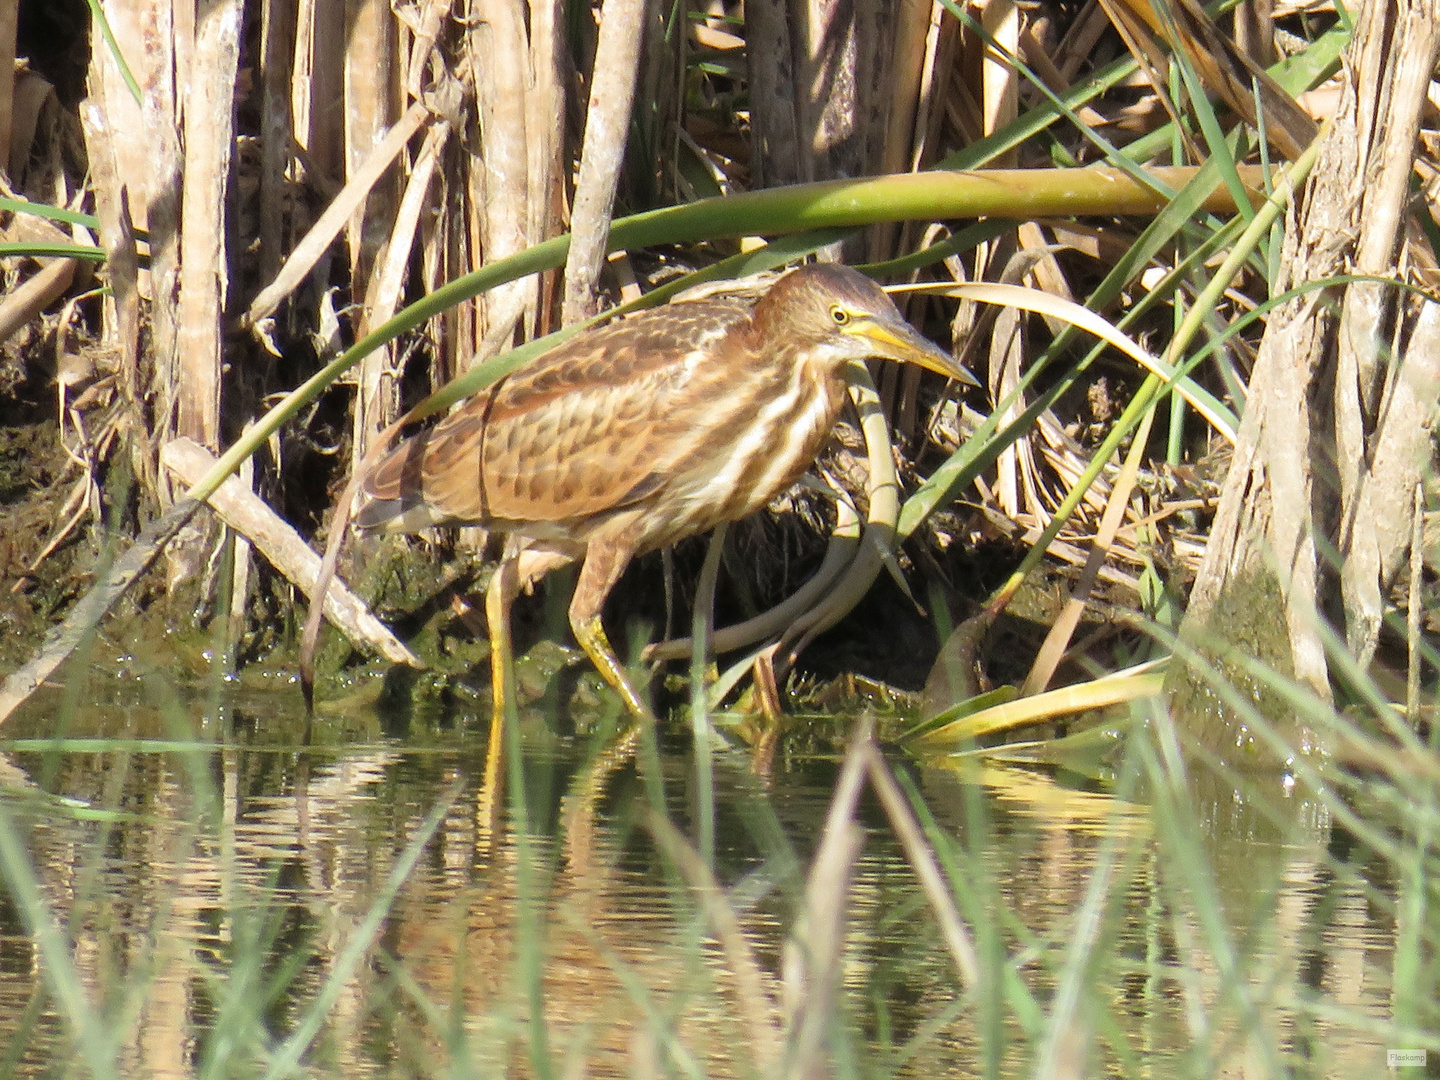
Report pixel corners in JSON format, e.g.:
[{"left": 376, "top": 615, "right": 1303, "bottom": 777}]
[
  {"left": 569, "top": 537, "right": 654, "bottom": 722},
  {"left": 475, "top": 556, "right": 521, "bottom": 851},
  {"left": 571, "top": 612, "right": 655, "bottom": 722},
  {"left": 485, "top": 555, "right": 521, "bottom": 729},
  {"left": 484, "top": 547, "right": 577, "bottom": 721}
]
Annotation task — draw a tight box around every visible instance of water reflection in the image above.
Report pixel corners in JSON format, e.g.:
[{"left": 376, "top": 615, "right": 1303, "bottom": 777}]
[{"left": 0, "top": 676, "right": 1406, "bottom": 1078}]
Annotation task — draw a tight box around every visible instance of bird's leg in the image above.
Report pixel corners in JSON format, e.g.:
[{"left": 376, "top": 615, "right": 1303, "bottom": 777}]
[
  {"left": 569, "top": 538, "right": 654, "bottom": 722},
  {"left": 485, "top": 546, "right": 575, "bottom": 728},
  {"left": 485, "top": 554, "right": 523, "bottom": 730}
]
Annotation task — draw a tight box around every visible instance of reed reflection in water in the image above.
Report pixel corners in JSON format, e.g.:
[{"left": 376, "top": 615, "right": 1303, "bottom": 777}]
[{"left": 0, "top": 681, "right": 1407, "bottom": 1078}]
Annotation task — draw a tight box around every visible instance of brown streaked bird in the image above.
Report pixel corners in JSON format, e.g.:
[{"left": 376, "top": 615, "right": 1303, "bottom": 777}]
[{"left": 353, "top": 263, "right": 976, "bottom": 723}]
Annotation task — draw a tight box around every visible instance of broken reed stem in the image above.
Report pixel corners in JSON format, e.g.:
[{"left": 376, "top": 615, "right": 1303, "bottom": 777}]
[
  {"left": 160, "top": 438, "right": 418, "bottom": 666},
  {"left": 353, "top": 117, "right": 453, "bottom": 459},
  {"left": 0, "top": 1, "right": 14, "bottom": 170},
  {"left": 468, "top": 0, "right": 537, "bottom": 359}
]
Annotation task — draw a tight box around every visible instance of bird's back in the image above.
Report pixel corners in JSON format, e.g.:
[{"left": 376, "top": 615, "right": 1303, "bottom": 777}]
[{"left": 355, "top": 295, "right": 775, "bottom": 539}]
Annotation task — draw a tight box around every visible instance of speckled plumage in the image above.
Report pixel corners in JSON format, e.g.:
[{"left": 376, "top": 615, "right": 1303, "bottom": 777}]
[
  {"left": 356, "top": 294, "right": 767, "bottom": 542},
  {"left": 354, "top": 263, "right": 972, "bottom": 723}
]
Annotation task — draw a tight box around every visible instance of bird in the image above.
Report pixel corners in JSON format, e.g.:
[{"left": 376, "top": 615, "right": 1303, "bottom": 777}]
[{"left": 352, "top": 262, "right": 976, "bottom": 724}]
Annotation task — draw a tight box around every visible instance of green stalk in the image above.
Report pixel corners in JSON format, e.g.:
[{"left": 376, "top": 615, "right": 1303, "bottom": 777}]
[
  {"left": 84, "top": 0, "right": 144, "bottom": 105},
  {"left": 0, "top": 196, "right": 103, "bottom": 231},
  {"left": 690, "top": 523, "right": 728, "bottom": 870},
  {"left": 0, "top": 241, "right": 109, "bottom": 262}
]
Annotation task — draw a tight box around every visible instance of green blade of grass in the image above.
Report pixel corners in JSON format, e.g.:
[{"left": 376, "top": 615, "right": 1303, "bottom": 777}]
[{"left": 0, "top": 803, "right": 118, "bottom": 1077}]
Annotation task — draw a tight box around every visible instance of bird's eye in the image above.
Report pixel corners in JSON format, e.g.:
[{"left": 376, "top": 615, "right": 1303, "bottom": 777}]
[{"left": 830, "top": 305, "right": 850, "bottom": 325}]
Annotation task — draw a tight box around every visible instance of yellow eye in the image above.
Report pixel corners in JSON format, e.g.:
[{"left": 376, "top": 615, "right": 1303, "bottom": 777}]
[{"left": 829, "top": 305, "right": 850, "bottom": 326}]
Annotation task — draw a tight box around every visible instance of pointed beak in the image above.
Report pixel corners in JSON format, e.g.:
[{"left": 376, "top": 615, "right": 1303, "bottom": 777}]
[{"left": 848, "top": 317, "right": 979, "bottom": 386}]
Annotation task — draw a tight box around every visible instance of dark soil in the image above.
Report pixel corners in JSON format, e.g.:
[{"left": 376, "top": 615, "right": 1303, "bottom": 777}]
[{"left": 0, "top": 420, "right": 86, "bottom": 669}]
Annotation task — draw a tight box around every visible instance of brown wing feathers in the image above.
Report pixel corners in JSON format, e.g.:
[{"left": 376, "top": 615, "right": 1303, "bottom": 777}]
[{"left": 355, "top": 298, "right": 753, "bottom": 532}]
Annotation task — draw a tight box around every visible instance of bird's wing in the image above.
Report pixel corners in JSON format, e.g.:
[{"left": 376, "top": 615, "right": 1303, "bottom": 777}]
[{"left": 357, "top": 298, "right": 752, "bottom": 530}]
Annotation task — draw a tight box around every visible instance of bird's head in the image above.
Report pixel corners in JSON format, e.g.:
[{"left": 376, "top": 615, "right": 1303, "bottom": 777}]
[{"left": 756, "top": 263, "right": 979, "bottom": 386}]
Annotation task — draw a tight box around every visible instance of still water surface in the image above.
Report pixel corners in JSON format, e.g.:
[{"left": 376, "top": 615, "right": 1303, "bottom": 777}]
[{"left": 0, "top": 667, "right": 1406, "bottom": 1077}]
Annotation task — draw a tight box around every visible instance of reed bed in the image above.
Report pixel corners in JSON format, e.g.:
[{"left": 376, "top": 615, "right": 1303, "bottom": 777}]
[
  {"left": 0, "top": 0, "right": 1437, "bottom": 1071},
  {"left": 3, "top": 0, "right": 1420, "bottom": 734}
]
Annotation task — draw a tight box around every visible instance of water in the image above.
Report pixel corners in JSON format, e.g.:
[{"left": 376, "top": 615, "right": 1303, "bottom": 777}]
[{"left": 0, "top": 666, "right": 1414, "bottom": 1078}]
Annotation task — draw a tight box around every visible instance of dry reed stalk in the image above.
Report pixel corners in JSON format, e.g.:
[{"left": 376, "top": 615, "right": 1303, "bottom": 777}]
[
  {"left": 406, "top": 0, "right": 455, "bottom": 101},
  {"left": 525, "top": 0, "right": 565, "bottom": 336},
  {"left": 1334, "top": 3, "right": 1440, "bottom": 666},
  {"left": 1015, "top": 526, "right": 1141, "bottom": 590},
  {"left": 79, "top": 10, "right": 142, "bottom": 423},
  {"left": 1024, "top": 406, "right": 1156, "bottom": 694},
  {"left": 259, "top": 0, "right": 299, "bottom": 288},
  {"left": 1233, "top": 0, "right": 1278, "bottom": 66},
  {"left": 344, "top": 0, "right": 401, "bottom": 458},
  {"left": 980, "top": 0, "right": 1020, "bottom": 165},
  {"left": 909, "top": 1, "right": 955, "bottom": 172},
  {"left": 162, "top": 0, "right": 241, "bottom": 588},
  {"left": 0, "top": 256, "right": 76, "bottom": 347},
  {"left": 1016, "top": 221, "right": 1079, "bottom": 338},
  {"left": 562, "top": 0, "right": 648, "bottom": 325},
  {"left": 750, "top": 0, "right": 913, "bottom": 199},
  {"left": 1055, "top": 0, "right": 1107, "bottom": 82},
  {"left": 1035, "top": 416, "right": 1113, "bottom": 517},
  {"left": 135, "top": 0, "right": 183, "bottom": 503},
  {"left": 866, "top": 0, "right": 937, "bottom": 262},
  {"left": 294, "top": 0, "right": 345, "bottom": 190},
  {"left": 468, "top": 0, "right": 538, "bottom": 361},
  {"left": 0, "top": 213, "right": 85, "bottom": 349},
  {"left": 989, "top": 304, "right": 1027, "bottom": 518},
  {"left": 4, "top": 69, "right": 53, "bottom": 190},
  {"left": 175, "top": 0, "right": 242, "bottom": 453},
  {"left": 363, "top": 119, "right": 454, "bottom": 337},
  {"left": 746, "top": 0, "right": 803, "bottom": 187},
  {"left": 420, "top": 137, "right": 464, "bottom": 387},
  {"left": 80, "top": 0, "right": 180, "bottom": 453},
  {"left": 354, "top": 118, "right": 453, "bottom": 458},
  {"left": 76, "top": 105, "right": 139, "bottom": 424},
  {"left": 1094, "top": 0, "right": 1193, "bottom": 151},
  {"left": 0, "top": 1, "right": 15, "bottom": 174},
  {"left": 84, "top": 3, "right": 149, "bottom": 237},
  {"left": 884, "top": 0, "right": 937, "bottom": 177},
  {"left": 945, "top": 62, "right": 987, "bottom": 150},
  {"left": 1017, "top": 21, "right": 1068, "bottom": 97}
]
